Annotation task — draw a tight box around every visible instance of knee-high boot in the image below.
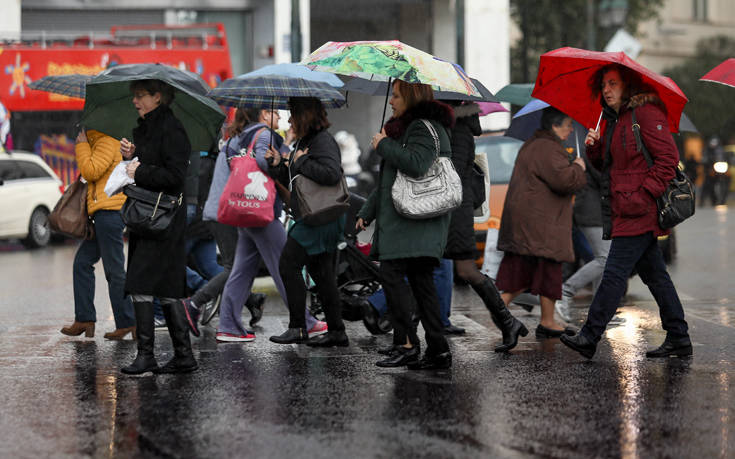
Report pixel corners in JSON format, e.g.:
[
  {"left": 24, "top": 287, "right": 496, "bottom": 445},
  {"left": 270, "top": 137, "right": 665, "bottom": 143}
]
[
  {"left": 471, "top": 276, "right": 528, "bottom": 352},
  {"left": 121, "top": 302, "right": 158, "bottom": 374},
  {"left": 156, "top": 301, "right": 198, "bottom": 373}
]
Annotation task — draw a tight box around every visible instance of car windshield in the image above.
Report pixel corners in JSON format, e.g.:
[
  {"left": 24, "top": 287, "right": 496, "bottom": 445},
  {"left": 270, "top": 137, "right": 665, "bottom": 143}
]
[{"left": 475, "top": 137, "right": 522, "bottom": 185}]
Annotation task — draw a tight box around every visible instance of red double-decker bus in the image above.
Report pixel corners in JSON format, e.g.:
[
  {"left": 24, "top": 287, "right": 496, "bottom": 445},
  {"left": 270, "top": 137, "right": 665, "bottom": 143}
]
[{"left": 0, "top": 23, "right": 233, "bottom": 185}]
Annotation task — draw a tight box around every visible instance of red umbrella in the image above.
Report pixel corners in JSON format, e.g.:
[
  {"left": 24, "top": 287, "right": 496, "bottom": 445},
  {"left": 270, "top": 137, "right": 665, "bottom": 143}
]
[
  {"left": 700, "top": 58, "right": 735, "bottom": 88},
  {"left": 531, "top": 47, "right": 688, "bottom": 133}
]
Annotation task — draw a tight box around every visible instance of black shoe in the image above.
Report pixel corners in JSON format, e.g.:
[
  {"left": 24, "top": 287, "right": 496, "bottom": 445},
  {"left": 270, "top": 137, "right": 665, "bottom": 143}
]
[
  {"left": 182, "top": 298, "right": 201, "bottom": 337},
  {"left": 407, "top": 352, "right": 452, "bottom": 370},
  {"left": 307, "top": 330, "right": 349, "bottom": 347},
  {"left": 443, "top": 324, "right": 466, "bottom": 335},
  {"left": 269, "top": 328, "right": 308, "bottom": 344},
  {"left": 535, "top": 324, "right": 575, "bottom": 339},
  {"left": 645, "top": 337, "right": 693, "bottom": 358},
  {"left": 376, "top": 346, "right": 420, "bottom": 367},
  {"left": 155, "top": 355, "right": 198, "bottom": 373},
  {"left": 121, "top": 354, "right": 159, "bottom": 375},
  {"left": 361, "top": 300, "right": 386, "bottom": 335},
  {"left": 246, "top": 293, "right": 266, "bottom": 327},
  {"left": 378, "top": 344, "right": 400, "bottom": 356},
  {"left": 560, "top": 333, "right": 597, "bottom": 359}
]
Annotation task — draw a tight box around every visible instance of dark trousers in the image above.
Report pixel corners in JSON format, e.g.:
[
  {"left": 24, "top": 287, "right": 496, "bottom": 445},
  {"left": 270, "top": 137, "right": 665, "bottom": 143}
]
[
  {"left": 381, "top": 257, "right": 449, "bottom": 356},
  {"left": 581, "top": 232, "right": 689, "bottom": 342},
  {"left": 73, "top": 210, "right": 134, "bottom": 328},
  {"left": 279, "top": 236, "right": 344, "bottom": 332}
]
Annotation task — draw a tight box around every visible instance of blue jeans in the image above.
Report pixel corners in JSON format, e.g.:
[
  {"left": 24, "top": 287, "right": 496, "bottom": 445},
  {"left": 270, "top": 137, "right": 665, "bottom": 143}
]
[
  {"left": 580, "top": 232, "right": 689, "bottom": 342},
  {"left": 73, "top": 210, "right": 135, "bottom": 328},
  {"left": 185, "top": 204, "right": 223, "bottom": 291}
]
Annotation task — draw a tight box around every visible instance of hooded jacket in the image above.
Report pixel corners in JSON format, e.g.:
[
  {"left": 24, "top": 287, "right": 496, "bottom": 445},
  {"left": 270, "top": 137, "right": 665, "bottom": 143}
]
[
  {"left": 74, "top": 129, "right": 126, "bottom": 215},
  {"left": 358, "top": 100, "right": 455, "bottom": 261},
  {"left": 585, "top": 93, "right": 678, "bottom": 239}
]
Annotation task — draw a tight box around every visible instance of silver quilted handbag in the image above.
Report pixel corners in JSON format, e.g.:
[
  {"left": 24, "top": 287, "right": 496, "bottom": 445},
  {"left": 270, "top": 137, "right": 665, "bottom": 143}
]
[{"left": 391, "top": 119, "right": 462, "bottom": 219}]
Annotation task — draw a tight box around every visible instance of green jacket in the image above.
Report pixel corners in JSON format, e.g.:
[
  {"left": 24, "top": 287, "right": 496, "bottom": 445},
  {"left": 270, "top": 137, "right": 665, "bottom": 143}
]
[{"left": 358, "top": 116, "right": 453, "bottom": 261}]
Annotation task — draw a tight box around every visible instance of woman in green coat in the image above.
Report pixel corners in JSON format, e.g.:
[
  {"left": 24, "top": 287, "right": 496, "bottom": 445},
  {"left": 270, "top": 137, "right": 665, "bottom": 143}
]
[{"left": 357, "top": 80, "right": 453, "bottom": 370}]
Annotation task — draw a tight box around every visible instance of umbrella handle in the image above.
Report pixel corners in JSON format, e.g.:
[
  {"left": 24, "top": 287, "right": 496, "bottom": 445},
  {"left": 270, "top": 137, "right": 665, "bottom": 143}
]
[
  {"left": 380, "top": 77, "right": 392, "bottom": 132},
  {"left": 594, "top": 110, "right": 603, "bottom": 132}
]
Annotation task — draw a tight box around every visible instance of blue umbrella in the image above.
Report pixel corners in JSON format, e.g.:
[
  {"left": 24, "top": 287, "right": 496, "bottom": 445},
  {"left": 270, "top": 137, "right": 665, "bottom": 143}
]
[
  {"left": 207, "top": 74, "right": 345, "bottom": 109},
  {"left": 245, "top": 63, "right": 344, "bottom": 88}
]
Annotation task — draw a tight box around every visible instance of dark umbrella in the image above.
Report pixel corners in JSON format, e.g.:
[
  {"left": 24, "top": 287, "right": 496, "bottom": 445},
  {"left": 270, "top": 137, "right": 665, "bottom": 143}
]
[
  {"left": 28, "top": 74, "right": 93, "bottom": 99},
  {"left": 80, "top": 63, "right": 225, "bottom": 151},
  {"left": 207, "top": 74, "right": 345, "bottom": 110}
]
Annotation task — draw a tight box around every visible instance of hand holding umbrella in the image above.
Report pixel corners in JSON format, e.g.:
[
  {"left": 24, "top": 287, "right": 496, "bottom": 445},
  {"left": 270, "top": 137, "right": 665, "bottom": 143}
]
[{"left": 371, "top": 129, "right": 387, "bottom": 150}]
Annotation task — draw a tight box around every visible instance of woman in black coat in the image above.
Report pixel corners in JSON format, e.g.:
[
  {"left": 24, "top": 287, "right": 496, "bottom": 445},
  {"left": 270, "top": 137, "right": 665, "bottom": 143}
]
[
  {"left": 119, "top": 79, "right": 197, "bottom": 374},
  {"left": 443, "top": 101, "right": 527, "bottom": 352}
]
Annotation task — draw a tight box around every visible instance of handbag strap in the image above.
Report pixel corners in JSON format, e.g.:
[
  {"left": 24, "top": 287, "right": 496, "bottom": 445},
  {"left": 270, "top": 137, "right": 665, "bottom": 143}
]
[
  {"left": 227, "top": 127, "right": 268, "bottom": 165},
  {"left": 419, "top": 119, "right": 440, "bottom": 158},
  {"left": 631, "top": 109, "right": 654, "bottom": 169}
]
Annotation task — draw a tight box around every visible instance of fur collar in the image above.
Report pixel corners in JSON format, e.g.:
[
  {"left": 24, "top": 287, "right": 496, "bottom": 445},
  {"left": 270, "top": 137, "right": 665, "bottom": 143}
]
[
  {"left": 384, "top": 100, "right": 455, "bottom": 139},
  {"left": 627, "top": 92, "right": 667, "bottom": 113}
]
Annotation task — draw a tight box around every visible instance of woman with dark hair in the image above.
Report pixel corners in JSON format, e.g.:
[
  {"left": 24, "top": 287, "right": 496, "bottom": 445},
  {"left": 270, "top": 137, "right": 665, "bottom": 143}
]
[
  {"left": 356, "top": 80, "right": 454, "bottom": 370},
  {"left": 119, "top": 79, "right": 198, "bottom": 374},
  {"left": 561, "top": 64, "right": 692, "bottom": 359},
  {"left": 441, "top": 100, "right": 528, "bottom": 351},
  {"left": 266, "top": 97, "right": 347, "bottom": 347},
  {"left": 495, "top": 107, "right": 587, "bottom": 341}
]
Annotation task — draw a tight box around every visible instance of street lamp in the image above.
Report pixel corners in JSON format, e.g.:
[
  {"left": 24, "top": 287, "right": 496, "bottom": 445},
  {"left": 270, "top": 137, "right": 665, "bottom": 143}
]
[{"left": 599, "top": 0, "right": 629, "bottom": 28}]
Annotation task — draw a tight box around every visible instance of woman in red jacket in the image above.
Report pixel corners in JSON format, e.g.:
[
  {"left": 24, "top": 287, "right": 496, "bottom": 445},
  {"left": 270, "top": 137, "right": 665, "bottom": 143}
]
[{"left": 561, "top": 64, "right": 691, "bottom": 359}]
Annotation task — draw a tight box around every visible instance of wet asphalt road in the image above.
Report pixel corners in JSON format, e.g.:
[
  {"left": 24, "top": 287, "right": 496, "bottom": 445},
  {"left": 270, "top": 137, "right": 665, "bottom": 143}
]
[{"left": 1, "top": 205, "right": 734, "bottom": 458}]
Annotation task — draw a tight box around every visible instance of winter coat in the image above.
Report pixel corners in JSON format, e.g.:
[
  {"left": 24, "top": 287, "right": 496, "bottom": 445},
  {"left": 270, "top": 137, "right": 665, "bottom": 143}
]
[
  {"left": 497, "top": 129, "right": 586, "bottom": 263},
  {"left": 269, "top": 128, "right": 344, "bottom": 255},
  {"left": 125, "top": 104, "right": 191, "bottom": 298},
  {"left": 74, "top": 130, "right": 126, "bottom": 215},
  {"left": 572, "top": 151, "right": 604, "bottom": 227},
  {"left": 586, "top": 93, "right": 678, "bottom": 239},
  {"left": 358, "top": 100, "right": 454, "bottom": 261},
  {"left": 444, "top": 103, "right": 483, "bottom": 259}
]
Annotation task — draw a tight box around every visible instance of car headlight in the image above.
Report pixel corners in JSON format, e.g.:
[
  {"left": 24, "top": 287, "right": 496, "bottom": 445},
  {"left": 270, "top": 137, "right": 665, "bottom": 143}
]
[{"left": 714, "top": 161, "right": 729, "bottom": 173}]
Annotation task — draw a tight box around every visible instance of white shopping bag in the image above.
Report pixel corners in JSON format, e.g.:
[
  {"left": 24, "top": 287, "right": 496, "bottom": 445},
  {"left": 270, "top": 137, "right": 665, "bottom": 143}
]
[{"left": 104, "top": 157, "right": 137, "bottom": 196}]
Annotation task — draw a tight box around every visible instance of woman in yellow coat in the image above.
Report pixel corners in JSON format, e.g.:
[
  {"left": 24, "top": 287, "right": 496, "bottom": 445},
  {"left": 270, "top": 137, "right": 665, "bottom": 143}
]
[{"left": 60, "top": 129, "right": 136, "bottom": 339}]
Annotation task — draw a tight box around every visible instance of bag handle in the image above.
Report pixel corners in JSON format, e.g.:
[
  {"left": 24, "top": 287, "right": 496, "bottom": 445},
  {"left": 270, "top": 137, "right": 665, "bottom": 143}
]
[
  {"left": 419, "top": 119, "right": 440, "bottom": 158},
  {"left": 226, "top": 127, "right": 268, "bottom": 165},
  {"left": 630, "top": 109, "right": 654, "bottom": 169}
]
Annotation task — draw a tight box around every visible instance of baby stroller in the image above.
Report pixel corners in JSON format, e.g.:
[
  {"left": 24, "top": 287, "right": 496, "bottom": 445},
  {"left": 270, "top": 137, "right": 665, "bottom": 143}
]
[{"left": 307, "top": 193, "right": 391, "bottom": 334}]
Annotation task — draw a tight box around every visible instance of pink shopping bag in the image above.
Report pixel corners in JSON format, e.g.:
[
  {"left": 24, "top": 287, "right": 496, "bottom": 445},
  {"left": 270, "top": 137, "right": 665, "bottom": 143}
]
[{"left": 217, "top": 130, "right": 276, "bottom": 227}]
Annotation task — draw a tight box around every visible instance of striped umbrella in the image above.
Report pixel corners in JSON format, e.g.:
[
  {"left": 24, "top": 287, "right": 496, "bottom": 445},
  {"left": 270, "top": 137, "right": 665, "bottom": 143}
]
[
  {"left": 207, "top": 74, "right": 346, "bottom": 110},
  {"left": 28, "top": 74, "right": 93, "bottom": 99}
]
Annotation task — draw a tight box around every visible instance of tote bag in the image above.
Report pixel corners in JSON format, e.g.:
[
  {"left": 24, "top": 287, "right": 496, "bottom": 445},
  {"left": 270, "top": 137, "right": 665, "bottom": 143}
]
[
  {"left": 48, "top": 176, "right": 94, "bottom": 240},
  {"left": 217, "top": 129, "right": 276, "bottom": 227}
]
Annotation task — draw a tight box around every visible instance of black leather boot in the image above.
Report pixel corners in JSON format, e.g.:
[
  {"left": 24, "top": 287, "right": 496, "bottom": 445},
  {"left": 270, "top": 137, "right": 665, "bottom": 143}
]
[
  {"left": 645, "top": 336, "right": 692, "bottom": 358},
  {"left": 471, "top": 276, "right": 528, "bottom": 352},
  {"left": 155, "top": 302, "right": 198, "bottom": 373},
  {"left": 121, "top": 302, "right": 159, "bottom": 375},
  {"left": 246, "top": 293, "right": 266, "bottom": 326}
]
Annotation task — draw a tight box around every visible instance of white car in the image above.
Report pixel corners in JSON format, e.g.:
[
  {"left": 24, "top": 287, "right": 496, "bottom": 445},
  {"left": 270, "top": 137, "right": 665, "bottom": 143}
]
[{"left": 0, "top": 151, "right": 63, "bottom": 248}]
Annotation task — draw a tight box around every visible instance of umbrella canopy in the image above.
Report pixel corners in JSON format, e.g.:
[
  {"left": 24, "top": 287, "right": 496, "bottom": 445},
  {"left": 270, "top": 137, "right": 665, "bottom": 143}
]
[
  {"left": 80, "top": 63, "right": 225, "bottom": 151},
  {"left": 477, "top": 102, "right": 508, "bottom": 116},
  {"left": 207, "top": 74, "right": 346, "bottom": 110},
  {"left": 700, "top": 58, "right": 735, "bottom": 88},
  {"left": 341, "top": 77, "right": 498, "bottom": 102},
  {"left": 495, "top": 83, "right": 535, "bottom": 106},
  {"left": 245, "top": 63, "right": 344, "bottom": 88},
  {"left": 28, "top": 74, "right": 93, "bottom": 99},
  {"left": 532, "top": 47, "right": 688, "bottom": 132},
  {"left": 679, "top": 112, "right": 697, "bottom": 133},
  {"left": 302, "top": 40, "right": 480, "bottom": 97}
]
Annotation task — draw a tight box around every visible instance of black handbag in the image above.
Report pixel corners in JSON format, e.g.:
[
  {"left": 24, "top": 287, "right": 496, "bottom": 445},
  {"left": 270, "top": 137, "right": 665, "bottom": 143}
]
[
  {"left": 631, "top": 110, "right": 695, "bottom": 229},
  {"left": 121, "top": 184, "right": 182, "bottom": 239}
]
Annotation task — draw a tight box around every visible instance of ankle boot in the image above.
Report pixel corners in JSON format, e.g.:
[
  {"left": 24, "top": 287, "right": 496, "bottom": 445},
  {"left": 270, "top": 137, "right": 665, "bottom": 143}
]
[
  {"left": 156, "top": 302, "right": 198, "bottom": 373},
  {"left": 104, "top": 326, "right": 136, "bottom": 340},
  {"left": 61, "top": 321, "right": 95, "bottom": 338},
  {"left": 121, "top": 302, "right": 158, "bottom": 374},
  {"left": 471, "top": 276, "right": 528, "bottom": 352}
]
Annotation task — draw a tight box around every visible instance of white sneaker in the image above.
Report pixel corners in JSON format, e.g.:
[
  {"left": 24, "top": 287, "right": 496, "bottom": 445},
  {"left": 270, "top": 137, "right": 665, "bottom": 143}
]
[
  {"left": 308, "top": 320, "right": 328, "bottom": 337},
  {"left": 554, "top": 295, "right": 573, "bottom": 322}
]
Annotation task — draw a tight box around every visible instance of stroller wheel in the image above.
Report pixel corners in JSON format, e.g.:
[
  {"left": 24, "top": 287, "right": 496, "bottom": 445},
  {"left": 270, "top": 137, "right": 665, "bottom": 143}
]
[{"left": 200, "top": 294, "right": 221, "bottom": 326}]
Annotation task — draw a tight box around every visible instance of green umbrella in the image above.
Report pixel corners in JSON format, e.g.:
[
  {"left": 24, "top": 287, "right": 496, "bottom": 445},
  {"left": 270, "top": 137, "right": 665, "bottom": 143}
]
[
  {"left": 495, "top": 83, "right": 535, "bottom": 106},
  {"left": 80, "top": 63, "right": 225, "bottom": 151}
]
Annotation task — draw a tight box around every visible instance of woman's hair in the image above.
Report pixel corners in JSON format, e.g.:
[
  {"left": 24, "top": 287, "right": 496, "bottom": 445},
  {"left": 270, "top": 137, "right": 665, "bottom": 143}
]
[
  {"left": 541, "top": 106, "right": 570, "bottom": 131},
  {"left": 129, "top": 79, "right": 175, "bottom": 106},
  {"left": 288, "top": 97, "right": 330, "bottom": 138},
  {"left": 393, "top": 79, "right": 434, "bottom": 112},
  {"left": 588, "top": 64, "right": 649, "bottom": 106},
  {"left": 226, "top": 108, "right": 249, "bottom": 137}
]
